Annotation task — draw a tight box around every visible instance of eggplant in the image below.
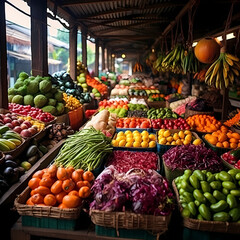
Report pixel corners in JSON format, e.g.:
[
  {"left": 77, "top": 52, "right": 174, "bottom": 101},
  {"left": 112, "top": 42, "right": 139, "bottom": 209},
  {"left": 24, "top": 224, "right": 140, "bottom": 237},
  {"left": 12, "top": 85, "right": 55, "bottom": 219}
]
[
  {"left": 60, "top": 86, "right": 65, "bottom": 91},
  {"left": 5, "top": 160, "right": 18, "bottom": 168},
  {"left": 65, "top": 81, "right": 73, "bottom": 88},
  {"left": 0, "top": 179, "right": 9, "bottom": 192},
  {"left": 3, "top": 167, "right": 14, "bottom": 182},
  {"left": 62, "top": 72, "right": 71, "bottom": 82},
  {"left": 9, "top": 168, "right": 20, "bottom": 184}
]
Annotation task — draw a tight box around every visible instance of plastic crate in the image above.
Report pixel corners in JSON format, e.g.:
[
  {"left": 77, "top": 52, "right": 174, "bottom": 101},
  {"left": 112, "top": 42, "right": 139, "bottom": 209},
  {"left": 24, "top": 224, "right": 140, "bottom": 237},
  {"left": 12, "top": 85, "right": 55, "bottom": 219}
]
[
  {"left": 95, "top": 225, "right": 158, "bottom": 240},
  {"left": 22, "top": 215, "right": 77, "bottom": 230}
]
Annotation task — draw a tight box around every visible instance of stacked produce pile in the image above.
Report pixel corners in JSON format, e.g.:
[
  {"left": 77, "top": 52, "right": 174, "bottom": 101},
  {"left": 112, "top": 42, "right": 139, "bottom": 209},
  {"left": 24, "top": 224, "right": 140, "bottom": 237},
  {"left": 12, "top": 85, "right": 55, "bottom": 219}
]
[
  {"left": 26, "top": 165, "right": 94, "bottom": 208},
  {"left": 90, "top": 165, "right": 174, "bottom": 216},
  {"left": 0, "top": 112, "right": 44, "bottom": 138},
  {"left": 52, "top": 71, "right": 91, "bottom": 104},
  {"left": 127, "top": 98, "right": 148, "bottom": 118},
  {"left": 111, "top": 130, "right": 156, "bottom": 148},
  {"left": 116, "top": 118, "right": 151, "bottom": 129},
  {"left": 151, "top": 118, "right": 190, "bottom": 130},
  {"left": 98, "top": 99, "right": 128, "bottom": 118},
  {"left": 175, "top": 169, "right": 240, "bottom": 222},
  {"left": 8, "top": 103, "right": 55, "bottom": 123},
  {"left": 8, "top": 72, "right": 65, "bottom": 116},
  {"left": 147, "top": 107, "right": 179, "bottom": 119},
  {"left": 86, "top": 75, "right": 108, "bottom": 97},
  {"left": 222, "top": 148, "right": 240, "bottom": 169}
]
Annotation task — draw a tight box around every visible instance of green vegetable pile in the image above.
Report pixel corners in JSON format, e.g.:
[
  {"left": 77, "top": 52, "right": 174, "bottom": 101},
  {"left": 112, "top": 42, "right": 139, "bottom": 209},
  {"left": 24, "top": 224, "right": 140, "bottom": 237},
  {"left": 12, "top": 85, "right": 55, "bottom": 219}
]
[
  {"left": 128, "top": 103, "right": 148, "bottom": 111},
  {"left": 175, "top": 169, "right": 240, "bottom": 222},
  {"left": 54, "top": 127, "right": 113, "bottom": 171},
  {"left": 8, "top": 72, "right": 65, "bottom": 115},
  {"left": 147, "top": 107, "right": 178, "bottom": 119}
]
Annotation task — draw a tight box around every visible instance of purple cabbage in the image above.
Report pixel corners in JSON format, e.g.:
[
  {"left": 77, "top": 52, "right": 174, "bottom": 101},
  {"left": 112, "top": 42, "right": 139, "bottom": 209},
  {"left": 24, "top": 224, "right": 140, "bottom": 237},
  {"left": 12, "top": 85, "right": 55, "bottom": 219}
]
[
  {"left": 162, "top": 144, "right": 223, "bottom": 172},
  {"left": 90, "top": 166, "right": 174, "bottom": 216}
]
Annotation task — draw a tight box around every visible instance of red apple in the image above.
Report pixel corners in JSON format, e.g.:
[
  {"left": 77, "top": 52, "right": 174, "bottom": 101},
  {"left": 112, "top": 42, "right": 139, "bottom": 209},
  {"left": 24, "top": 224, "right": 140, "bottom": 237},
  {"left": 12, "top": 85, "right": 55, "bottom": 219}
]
[
  {"left": 3, "top": 117, "right": 12, "bottom": 124},
  {"left": 18, "top": 118, "right": 24, "bottom": 124},
  {"left": 5, "top": 123, "right": 13, "bottom": 129},
  {"left": 20, "top": 129, "right": 32, "bottom": 138},
  {"left": 28, "top": 127, "right": 37, "bottom": 136},
  {"left": 13, "top": 126, "right": 22, "bottom": 134},
  {"left": 23, "top": 121, "right": 32, "bottom": 128},
  {"left": 12, "top": 120, "right": 20, "bottom": 127},
  {"left": 20, "top": 123, "right": 28, "bottom": 130}
]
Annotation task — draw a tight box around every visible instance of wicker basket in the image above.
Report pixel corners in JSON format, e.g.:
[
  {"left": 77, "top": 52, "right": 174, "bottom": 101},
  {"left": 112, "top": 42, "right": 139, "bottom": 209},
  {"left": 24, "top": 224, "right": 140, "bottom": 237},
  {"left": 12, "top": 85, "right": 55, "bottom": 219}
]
[
  {"left": 90, "top": 209, "right": 171, "bottom": 235},
  {"left": 220, "top": 156, "right": 235, "bottom": 170},
  {"left": 172, "top": 181, "right": 240, "bottom": 234},
  {"left": 14, "top": 187, "right": 82, "bottom": 220}
]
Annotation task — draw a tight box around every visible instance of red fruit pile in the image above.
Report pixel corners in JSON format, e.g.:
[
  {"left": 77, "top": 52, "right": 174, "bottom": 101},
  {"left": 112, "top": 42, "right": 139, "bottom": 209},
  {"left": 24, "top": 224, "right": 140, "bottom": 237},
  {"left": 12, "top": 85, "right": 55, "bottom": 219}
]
[{"left": 151, "top": 118, "right": 190, "bottom": 130}]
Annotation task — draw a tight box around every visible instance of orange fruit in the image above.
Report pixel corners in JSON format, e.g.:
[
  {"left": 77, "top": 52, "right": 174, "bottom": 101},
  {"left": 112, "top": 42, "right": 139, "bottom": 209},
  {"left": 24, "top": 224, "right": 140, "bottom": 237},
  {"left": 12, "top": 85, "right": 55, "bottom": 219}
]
[
  {"left": 44, "top": 194, "right": 57, "bottom": 206},
  {"left": 55, "top": 191, "right": 67, "bottom": 203},
  {"left": 207, "top": 136, "right": 218, "bottom": 145},
  {"left": 28, "top": 178, "right": 41, "bottom": 190},
  {"left": 216, "top": 142, "right": 223, "bottom": 148},
  {"left": 31, "top": 193, "right": 44, "bottom": 204},
  {"left": 231, "top": 133, "right": 240, "bottom": 140},
  {"left": 222, "top": 141, "right": 230, "bottom": 148},
  {"left": 62, "top": 195, "right": 81, "bottom": 208},
  {"left": 230, "top": 142, "right": 237, "bottom": 149},
  {"left": 218, "top": 133, "right": 228, "bottom": 143},
  {"left": 230, "top": 138, "right": 238, "bottom": 143}
]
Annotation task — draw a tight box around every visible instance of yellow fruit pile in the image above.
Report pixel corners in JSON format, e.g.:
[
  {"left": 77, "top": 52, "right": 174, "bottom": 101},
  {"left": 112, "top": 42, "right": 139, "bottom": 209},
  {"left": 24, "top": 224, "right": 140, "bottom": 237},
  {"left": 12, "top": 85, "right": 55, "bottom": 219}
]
[
  {"left": 112, "top": 130, "right": 156, "bottom": 148},
  {"left": 158, "top": 129, "right": 202, "bottom": 146},
  {"left": 17, "top": 115, "right": 45, "bottom": 131}
]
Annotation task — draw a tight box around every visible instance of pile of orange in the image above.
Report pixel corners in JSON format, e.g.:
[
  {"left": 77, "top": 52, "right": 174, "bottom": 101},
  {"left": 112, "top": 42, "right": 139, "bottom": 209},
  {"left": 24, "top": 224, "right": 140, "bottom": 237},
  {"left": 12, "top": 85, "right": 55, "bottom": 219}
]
[
  {"left": 186, "top": 115, "right": 221, "bottom": 133},
  {"left": 26, "top": 165, "right": 94, "bottom": 209},
  {"left": 204, "top": 125, "right": 240, "bottom": 149}
]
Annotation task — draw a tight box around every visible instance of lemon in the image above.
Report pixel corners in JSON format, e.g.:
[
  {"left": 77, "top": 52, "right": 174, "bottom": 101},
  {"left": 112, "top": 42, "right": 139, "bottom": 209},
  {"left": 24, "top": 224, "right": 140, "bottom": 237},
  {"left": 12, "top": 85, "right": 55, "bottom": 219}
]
[
  {"left": 185, "top": 134, "right": 192, "bottom": 142},
  {"left": 159, "top": 138, "right": 167, "bottom": 145},
  {"left": 149, "top": 141, "right": 156, "bottom": 148},
  {"left": 125, "top": 142, "right": 133, "bottom": 147},
  {"left": 125, "top": 134, "right": 133, "bottom": 140},
  {"left": 141, "top": 141, "right": 149, "bottom": 148},
  {"left": 183, "top": 140, "right": 191, "bottom": 145},
  {"left": 163, "top": 130, "right": 171, "bottom": 138},
  {"left": 125, "top": 130, "right": 132, "bottom": 135},
  {"left": 133, "top": 132, "right": 141, "bottom": 138},
  {"left": 171, "top": 141, "right": 177, "bottom": 145},
  {"left": 193, "top": 139, "right": 202, "bottom": 145},
  {"left": 126, "top": 138, "right": 134, "bottom": 143},
  {"left": 166, "top": 142, "right": 171, "bottom": 145},
  {"left": 117, "top": 131, "right": 125, "bottom": 136},
  {"left": 142, "top": 136, "right": 149, "bottom": 142},
  {"left": 158, "top": 129, "right": 165, "bottom": 135},
  {"left": 173, "top": 133, "right": 179, "bottom": 141},
  {"left": 176, "top": 139, "right": 183, "bottom": 145},
  {"left": 111, "top": 139, "right": 119, "bottom": 147},
  {"left": 119, "top": 139, "right": 126, "bottom": 147},
  {"left": 141, "top": 130, "right": 149, "bottom": 136},
  {"left": 116, "top": 136, "right": 126, "bottom": 142},
  {"left": 178, "top": 130, "right": 185, "bottom": 139},
  {"left": 133, "top": 141, "right": 141, "bottom": 148},
  {"left": 134, "top": 136, "right": 142, "bottom": 142},
  {"left": 184, "top": 130, "right": 191, "bottom": 135},
  {"left": 166, "top": 136, "right": 173, "bottom": 143},
  {"left": 149, "top": 134, "right": 156, "bottom": 141},
  {"left": 133, "top": 130, "right": 140, "bottom": 135}
]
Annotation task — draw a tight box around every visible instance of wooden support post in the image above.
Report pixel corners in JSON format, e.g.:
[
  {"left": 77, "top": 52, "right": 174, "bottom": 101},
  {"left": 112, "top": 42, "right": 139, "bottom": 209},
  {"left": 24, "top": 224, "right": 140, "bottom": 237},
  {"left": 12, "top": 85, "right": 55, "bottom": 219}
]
[
  {"left": 222, "top": 88, "right": 229, "bottom": 120},
  {"left": 81, "top": 28, "right": 87, "bottom": 67},
  {"left": 0, "top": 0, "right": 8, "bottom": 109},
  {"left": 95, "top": 39, "right": 99, "bottom": 77},
  {"left": 69, "top": 23, "right": 77, "bottom": 80},
  {"left": 101, "top": 43, "right": 105, "bottom": 71},
  {"left": 112, "top": 56, "right": 115, "bottom": 73},
  {"left": 30, "top": 0, "right": 48, "bottom": 76},
  {"left": 106, "top": 48, "right": 110, "bottom": 71}
]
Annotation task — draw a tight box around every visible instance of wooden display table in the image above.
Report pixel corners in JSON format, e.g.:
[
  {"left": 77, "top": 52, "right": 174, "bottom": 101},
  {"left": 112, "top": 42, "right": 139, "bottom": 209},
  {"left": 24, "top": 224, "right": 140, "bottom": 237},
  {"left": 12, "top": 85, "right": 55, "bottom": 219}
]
[{"left": 11, "top": 218, "right": 138, "bottom": 240}]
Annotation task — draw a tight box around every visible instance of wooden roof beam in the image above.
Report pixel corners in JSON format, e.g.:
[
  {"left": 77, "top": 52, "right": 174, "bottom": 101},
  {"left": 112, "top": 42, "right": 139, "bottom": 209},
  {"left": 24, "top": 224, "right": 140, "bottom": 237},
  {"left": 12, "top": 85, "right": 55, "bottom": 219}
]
[
  {"left": 151, "top": 0, "right": 197, "bottom": 48},
  {"left": 75, "top": 2, "right": 185, "bottom": 19},
  {"left": 61, "top": 0, "right": 121, "bottom": 6}
]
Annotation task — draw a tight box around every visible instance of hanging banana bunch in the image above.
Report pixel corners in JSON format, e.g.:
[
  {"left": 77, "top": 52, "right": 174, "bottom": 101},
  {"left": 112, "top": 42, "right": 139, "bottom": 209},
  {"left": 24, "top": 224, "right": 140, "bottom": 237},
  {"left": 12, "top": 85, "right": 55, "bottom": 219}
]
[
  {"left": 205, "top": 48, "right": 240, "bottom": 89},
  {"left": 133, "top": 62, "right": 143, "bottom": 72},
  {"left": 152, "top": 52, "right": 166, "bottom": 73},
  {"left": 182, "top": 48, "right": 199, "bottom": 74},
  {"left": 162, "top": 44, "right": 185, "bottom": 74}
]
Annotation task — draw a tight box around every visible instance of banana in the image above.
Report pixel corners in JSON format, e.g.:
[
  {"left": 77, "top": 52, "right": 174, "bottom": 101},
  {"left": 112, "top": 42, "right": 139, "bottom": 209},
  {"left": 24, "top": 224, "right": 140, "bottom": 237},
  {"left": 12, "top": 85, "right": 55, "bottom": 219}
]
[
  {"left": 1, "top": 139, "right": 16, "bottom": 150},
  {"left": 225, "top": 56, "right": 234, "bottom": 66},
  {"left": 0, "top": 140, "right": 11, "bottom": 151},
  {"left": 8, "top": 138, "right": 22, "bottom": 146},
  {"left": 231, "top": 67, "right": 239, "bottom": 76},
  {"left": 2, "top": 132, "right": 22, "bottom": 141},
  {"left": 226, "top": 53, "right": 239, "bottom": 62},
  {"left": 212, "top": 60, "right": 220, "bottom": 77},
  {"left": 224, "top": 77, "right": 229, "bottom": 88}
]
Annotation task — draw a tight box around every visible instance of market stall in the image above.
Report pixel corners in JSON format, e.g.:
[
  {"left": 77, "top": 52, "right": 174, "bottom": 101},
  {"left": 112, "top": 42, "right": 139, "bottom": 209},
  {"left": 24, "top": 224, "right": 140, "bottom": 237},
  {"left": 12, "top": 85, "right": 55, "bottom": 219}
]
[{"left": 1, "top": 0, "right": 240, "bottom": 240}]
